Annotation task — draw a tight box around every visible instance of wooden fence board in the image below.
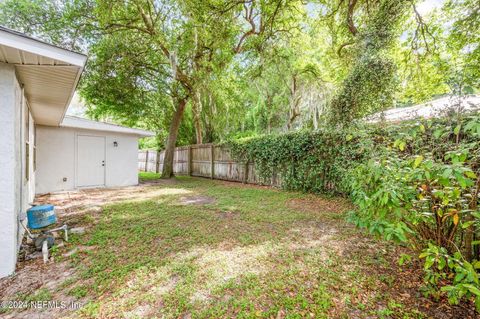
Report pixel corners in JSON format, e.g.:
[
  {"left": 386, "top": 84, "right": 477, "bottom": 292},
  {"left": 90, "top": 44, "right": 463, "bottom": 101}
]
[{"left": 139, "top": 144, "right": 279, "bottom": 186}]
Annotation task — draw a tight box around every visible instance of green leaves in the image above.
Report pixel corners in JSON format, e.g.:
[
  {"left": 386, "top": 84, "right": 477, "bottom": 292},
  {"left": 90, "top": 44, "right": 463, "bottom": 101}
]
[
  {"left": 229, "top": 128, "right": 372, "bottom": 194},
  {"left": 464, "top": 116, "right": 480, "bottom": 136},
  {"left": 462, "top": 221, "right": 475, "bottom": 229},
  {"left": 454, "top": 124, "right": 461, "bottom": 136},
  {"left": 341, "top": 115, "right": 480, "bottom": 309},
  {"left": 413, "top": 155, "right": 424, "bottom": 168},
  {"left": 465, "top": 170, "right": 477, "bottom": 179},
  {"left": 398, "top": 253, "right": 412, "bottom": 266},
  {"left": 433, "top": 129, "right": 444, "bottom": 139},
  {"left": 393, "top": 139, "right": 406, "bottom": 151}
]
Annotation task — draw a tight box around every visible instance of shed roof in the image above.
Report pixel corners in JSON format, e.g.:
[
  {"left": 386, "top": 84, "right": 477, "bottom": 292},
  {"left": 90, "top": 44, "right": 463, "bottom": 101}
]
[
  {"left": 61, "top": 116, "right": 155, "bottom": 137},
  {"left": 0, "top": 26, "right": 87, "bottom": 125},
  {"left": 367, "top": 95, "right": 480, "bottom": 122}
]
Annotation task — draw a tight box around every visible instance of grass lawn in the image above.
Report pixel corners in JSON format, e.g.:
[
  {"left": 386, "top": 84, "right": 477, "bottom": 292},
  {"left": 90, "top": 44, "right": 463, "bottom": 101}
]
[
  {"left": 139, "top": 171, "right": 164, "bottom": 181},
  {"left": 5, "top": 173, "right": 437, "bottom": 318}
]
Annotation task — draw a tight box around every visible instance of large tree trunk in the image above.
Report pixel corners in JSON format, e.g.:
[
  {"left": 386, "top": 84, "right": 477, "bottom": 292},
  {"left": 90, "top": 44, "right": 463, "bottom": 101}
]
[
  {"left": 287, "top": 75, "right": 300, "bottom": 130},
  {"left": 162, "top": 98, "right": 188, "bottom": 178},
  {"left": 192, "top": 93, "right": 203, "bottom": 144},
  {"left": 194, "top": 116, "right": 203, "bottom": 144}
]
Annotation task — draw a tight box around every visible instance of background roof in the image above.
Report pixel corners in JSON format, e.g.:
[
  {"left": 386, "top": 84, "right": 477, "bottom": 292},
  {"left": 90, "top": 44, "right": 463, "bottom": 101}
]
[
  {"left": 61, "top": 116, "right": 155, "bottom": 137},
  {"left": 367, "top": 95, "right": 480, "bottom": 122}
]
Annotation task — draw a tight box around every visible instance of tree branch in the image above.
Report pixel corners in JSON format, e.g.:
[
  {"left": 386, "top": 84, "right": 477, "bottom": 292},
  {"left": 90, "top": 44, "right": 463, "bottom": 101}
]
[
  {"left": 337, "top": 40, "right": 355, "bottom": 57},
  {"left": 233, "top": 1, "right": 261, "bottom": 53},
  {"left": 411, "top": 1, "right": 437, "bottom": 54},
  {"left": 347, "top": 0, "right": 358, "bottom": 35}
]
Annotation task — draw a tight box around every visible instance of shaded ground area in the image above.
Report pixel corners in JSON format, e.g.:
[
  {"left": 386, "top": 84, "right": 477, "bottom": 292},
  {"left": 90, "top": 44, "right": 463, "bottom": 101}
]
[{"left": 0, "top": 175, "right": 476, "bottom": 318}]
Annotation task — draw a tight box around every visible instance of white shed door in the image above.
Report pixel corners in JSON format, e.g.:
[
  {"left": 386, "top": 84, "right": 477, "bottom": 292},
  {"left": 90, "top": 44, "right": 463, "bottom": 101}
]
[{"left": 76, "top": 135, "right": 105, "bottom": 187}]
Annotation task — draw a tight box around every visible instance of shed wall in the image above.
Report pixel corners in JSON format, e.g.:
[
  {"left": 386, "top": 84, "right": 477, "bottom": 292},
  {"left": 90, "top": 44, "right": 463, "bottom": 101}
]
[{"left": 36, "top": 126, "right": 139, "bottom": 194}]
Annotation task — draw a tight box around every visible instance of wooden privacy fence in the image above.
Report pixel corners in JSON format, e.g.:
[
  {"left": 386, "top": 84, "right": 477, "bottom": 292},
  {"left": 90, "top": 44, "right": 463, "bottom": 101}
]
[{"left": 138, "top": 144, "right": 281, "bottom": 186}]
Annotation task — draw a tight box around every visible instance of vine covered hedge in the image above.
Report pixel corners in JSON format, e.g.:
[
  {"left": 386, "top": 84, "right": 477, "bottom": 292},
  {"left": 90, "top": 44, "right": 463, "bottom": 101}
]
[
  {"left": 227, "top": 111, "right": 480, "bottom": 309},
  {"left": 228, "top": 128, "right": 375, "bottom": 194}
]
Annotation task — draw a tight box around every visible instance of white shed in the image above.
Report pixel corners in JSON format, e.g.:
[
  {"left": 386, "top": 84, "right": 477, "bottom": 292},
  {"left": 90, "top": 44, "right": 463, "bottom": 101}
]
[
  {"left": 36, "top": 116, "right": 153, "bottom": 194},
  {"left": 0, "top": 26, "right": 153, "bottom": 277}
]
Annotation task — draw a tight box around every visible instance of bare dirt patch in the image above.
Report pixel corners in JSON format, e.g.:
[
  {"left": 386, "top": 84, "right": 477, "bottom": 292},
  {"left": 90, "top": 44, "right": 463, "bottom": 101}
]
[
  {"left": 217, "top": 179, "right": 279, "bottom": 191},
  {"left": 216, "top": 210, "right": 239, "bottom": 219},
  {"left": 0, "top": 259, "right": 80, "bottom": 319},
  {"left": 0, "top": 260, "right": 72, "bottom": 298},
  {"left": 35, "top": 185, "right": 191, "bottom": 221},
  {"left": 333, "top": 224, "right": 478, "bottom": 319},
  {"left": 0, "top": 183, "right": 189, "bottom": 319},
  {"left": 358, "top": 244, "right": 478, "bottom": 319},
  {"left": 179, "top": 195, "right": 216, "bottom": 205}
]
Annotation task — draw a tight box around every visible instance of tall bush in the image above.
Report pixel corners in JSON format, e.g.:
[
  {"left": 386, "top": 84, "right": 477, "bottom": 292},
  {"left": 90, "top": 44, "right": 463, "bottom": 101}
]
[
  {"left": 349, "top": 113, "right": 480, "bottom": 308},
  {"left": 228, "top": 127, "right": 373, "bottom": 194}
]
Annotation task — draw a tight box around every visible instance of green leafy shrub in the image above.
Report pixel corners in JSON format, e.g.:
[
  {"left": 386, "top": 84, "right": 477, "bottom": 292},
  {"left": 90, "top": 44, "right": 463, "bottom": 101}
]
[
  {"left": 348, "top": 113, "right": 480, "bottom": 309},
  {"left": 228, "top": 128, "right": 374, "bottom": 194},
  {"left": 228, "top": 111, "right": 480, "bottom": 309}
]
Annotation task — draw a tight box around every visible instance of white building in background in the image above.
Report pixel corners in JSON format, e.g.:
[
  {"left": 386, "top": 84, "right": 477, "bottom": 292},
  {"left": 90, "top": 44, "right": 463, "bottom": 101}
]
[
  {"left": 0, "top": 26, "right": 153, "bottom": 278},
  {"left": 367, "top": 95, "right": 480, "bottom": 122},
  {"left": 36, "top": 116, "right": 153, "bottom": 194}
]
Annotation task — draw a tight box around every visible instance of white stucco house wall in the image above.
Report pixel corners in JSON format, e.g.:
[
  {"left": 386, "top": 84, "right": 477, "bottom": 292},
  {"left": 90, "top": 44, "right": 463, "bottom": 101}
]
[{"left": 0, "top": 26, "right": 153, "bottom": 278}]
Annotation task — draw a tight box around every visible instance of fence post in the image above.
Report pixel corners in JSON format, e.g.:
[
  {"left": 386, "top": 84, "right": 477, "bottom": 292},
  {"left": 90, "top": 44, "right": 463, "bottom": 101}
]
[
  {"left": 155, "top": 151, "right": 160, "bottom": 173},
  {"left": 145, "top": 150, "right": 149, "bottom": 172},
  {"left": 188, "top": 146, "right": 192, "bottom": 176},
  {"left": 210, "top": 144, "right": 214, "bottom": 179},
  {"left": 243, "top": 160, "right": 249, "bottom": 184}
]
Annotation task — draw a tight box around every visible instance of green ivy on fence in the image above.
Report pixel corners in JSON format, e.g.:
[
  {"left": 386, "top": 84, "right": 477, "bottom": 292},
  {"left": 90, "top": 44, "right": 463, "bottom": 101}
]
[{"left": 227, "top": 127, "right": 375, "bottom": 194}]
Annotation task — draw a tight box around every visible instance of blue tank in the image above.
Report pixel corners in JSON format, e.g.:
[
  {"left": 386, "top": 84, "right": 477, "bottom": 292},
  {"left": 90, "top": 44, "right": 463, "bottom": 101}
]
[{"left": 27, "top": 205, "right": 57, "bottom": 229}]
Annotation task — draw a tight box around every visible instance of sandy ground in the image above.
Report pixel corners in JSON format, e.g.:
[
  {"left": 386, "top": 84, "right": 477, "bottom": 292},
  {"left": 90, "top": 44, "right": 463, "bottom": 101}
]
[{"left": 0, "top": 182, "right": 167, "bottom": 319}]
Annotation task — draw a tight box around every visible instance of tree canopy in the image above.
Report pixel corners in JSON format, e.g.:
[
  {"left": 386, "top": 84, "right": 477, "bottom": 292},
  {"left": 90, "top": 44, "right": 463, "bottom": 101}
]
[{"left": 0, "top": 0, "right": 478, "bottom": 174}]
